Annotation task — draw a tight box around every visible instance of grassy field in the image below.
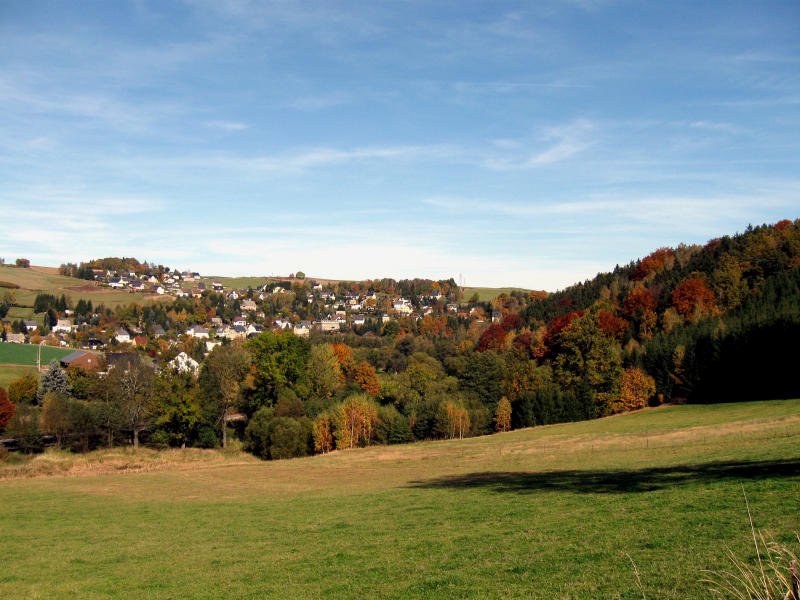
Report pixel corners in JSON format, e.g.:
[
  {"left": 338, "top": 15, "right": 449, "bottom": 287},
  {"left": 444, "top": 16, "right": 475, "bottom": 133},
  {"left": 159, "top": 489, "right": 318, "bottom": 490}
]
[
  {"left": 1, "top": 399, "right": 799, "bottom": 599},
  {"left": 0, "top": 365, "right": 38, "bottom": 389},
  {"left": 0, "top": 343, "right": 73, "bottom": 389},
  {"left": 0, "top": 265, "right": 160, "bottom": 310},
  {"left": 462, "top": 286, "right": 535, "bottom": 302},
  {"left": 0, "top": 343, "right": 73, "bottom": 367}
]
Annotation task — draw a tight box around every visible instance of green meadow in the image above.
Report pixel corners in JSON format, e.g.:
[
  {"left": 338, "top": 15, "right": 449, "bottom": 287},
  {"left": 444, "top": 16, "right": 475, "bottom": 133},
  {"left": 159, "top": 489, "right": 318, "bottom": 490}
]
[{"left": 1, "top": 399, "right": 799, "bottom": 599}]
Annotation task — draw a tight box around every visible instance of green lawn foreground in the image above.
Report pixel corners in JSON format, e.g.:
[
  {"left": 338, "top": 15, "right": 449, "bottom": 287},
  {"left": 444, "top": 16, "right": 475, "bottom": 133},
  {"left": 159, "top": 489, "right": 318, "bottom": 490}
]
[
  {"left": 1, "top": 400, "right": 799, "bottom": 599},
  {"left": 0, "top": 343, "right": 73, "bottom": 367}
]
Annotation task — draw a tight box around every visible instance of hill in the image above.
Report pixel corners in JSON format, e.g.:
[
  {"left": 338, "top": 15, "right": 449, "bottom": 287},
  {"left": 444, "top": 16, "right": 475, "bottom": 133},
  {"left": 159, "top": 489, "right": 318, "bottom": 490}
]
[
  {"left": 0, "top": 265, "right": 162, "bottom": 315},
  {"left": 1, "top": 399, "right": 798, "bottom": 598}
]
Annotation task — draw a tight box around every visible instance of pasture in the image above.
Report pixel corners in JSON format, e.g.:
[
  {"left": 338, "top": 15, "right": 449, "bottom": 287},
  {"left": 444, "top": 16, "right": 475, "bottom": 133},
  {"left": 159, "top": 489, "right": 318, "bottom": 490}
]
[
  {"left": 1, "top": 399, "right": 799, "bottom": 599},
  {"left": 462, "top": 286, "right": 535, "bottom": 302},
  {"left": 0, "top": 265, "right": 161, "bottom": 310}
]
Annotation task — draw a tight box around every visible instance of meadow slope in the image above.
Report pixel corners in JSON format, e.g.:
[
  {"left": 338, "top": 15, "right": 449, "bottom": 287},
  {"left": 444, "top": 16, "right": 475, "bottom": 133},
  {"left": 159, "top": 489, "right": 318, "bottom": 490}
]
[{"left": 1, "top": 400, "right": 799, "bottom": 599}]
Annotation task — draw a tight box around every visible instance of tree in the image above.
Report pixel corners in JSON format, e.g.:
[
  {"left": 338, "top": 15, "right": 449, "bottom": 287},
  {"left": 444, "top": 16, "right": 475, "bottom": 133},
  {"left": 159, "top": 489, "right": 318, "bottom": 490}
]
[
  {"left": 312, "top": 411, "right": 334, "bottom": 453},
  {"left": 445, "top": 401, "right": 470, "bottom": 439},
  {"left": 334, "top": 394, "right": 378, "bottom": 450},
  {"left": 201, "top": 341, "right": 251, "bottom": 448},
  {"left": 0, "top": 387, "right": 15, "bottom": 431},
  {"left": 671, "top": 277, "right": 717, "bottom": 320},
  {"left": 8, "top": 372, "right": 38, "bottom": 405},
  {"left": 494, "top": 396, "right": 512, "bottom": 432},
  {"left": 295, "top": 271, "right": 305, "bottom": 279},
  {"left": 352, "top": 361, "right": 380, "bottom": 396},
  {"left": 39, "top": 392, "right": 72, "bottom": 448},
  {"left": 552, "top": 312, "right": 623, "bottom": 415},
  {"left": 307, "top": 344, "right": 343, "bottom": 406},
  {"left": 245, "top": 332, "right": 310, "bottom": 412},
  {"left": 15, "top": 258, "right": 30, "bottom": 268},
  {"left": 5, "top": 404, "right": 41, "bottom": 453},
  {"left": 106, "top": 360, "right": 155, "bottom": 449},
  {"left": 37, "top": 360, "right": 71, "bottom": 404},
  {"left": 154, "top": 371, "right": 201, "bottom": 448},
  {"left": 610, "top": 367, "right": 656, "bottom": 414}
]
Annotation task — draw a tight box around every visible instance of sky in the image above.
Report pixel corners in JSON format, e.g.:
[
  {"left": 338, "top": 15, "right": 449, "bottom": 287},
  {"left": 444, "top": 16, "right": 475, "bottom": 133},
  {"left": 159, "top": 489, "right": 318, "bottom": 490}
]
[{"left": 1, "top": 1, "right": 798, "bottom": 290}]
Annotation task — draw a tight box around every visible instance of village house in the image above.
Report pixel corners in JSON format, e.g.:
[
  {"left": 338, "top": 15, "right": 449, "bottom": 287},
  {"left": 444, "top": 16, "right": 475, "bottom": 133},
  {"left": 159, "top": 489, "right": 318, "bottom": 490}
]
[
  {"left": 241, "top": 299, "right": 257, "bottom": 312},
  {"left": 23, "top": 320, "right": 38, "bottom": 332},
  {"left": 53, "top": 319, "right": 74, "bottom": 333},
  {"left": 6, "top": 332, "right": 25, "bottom": 343},
  {"left": 293, "top": 321, "right": 312, "bottom": 337},
  {"left": 187, "top": 325, "right": 209, "bottom": 339},
  {"left": 115, "top": 328, "right": 131, "bottom": 344},
  {"left": 60, "top": 350, "right": 101, "bottom": 372}
]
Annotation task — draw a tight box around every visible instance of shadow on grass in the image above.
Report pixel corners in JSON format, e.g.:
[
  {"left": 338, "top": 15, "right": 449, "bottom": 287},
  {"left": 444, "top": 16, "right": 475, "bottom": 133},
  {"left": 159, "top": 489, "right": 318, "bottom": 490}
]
[{"left": 408, "top": 458, "right": 800, "bottom": 494}]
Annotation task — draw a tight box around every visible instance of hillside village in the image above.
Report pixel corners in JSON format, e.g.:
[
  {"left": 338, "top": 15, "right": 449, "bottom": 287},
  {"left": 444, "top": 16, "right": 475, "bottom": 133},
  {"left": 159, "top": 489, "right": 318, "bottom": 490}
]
[{"left": 1, "top": 263, "right": 490, "bottom": 367}]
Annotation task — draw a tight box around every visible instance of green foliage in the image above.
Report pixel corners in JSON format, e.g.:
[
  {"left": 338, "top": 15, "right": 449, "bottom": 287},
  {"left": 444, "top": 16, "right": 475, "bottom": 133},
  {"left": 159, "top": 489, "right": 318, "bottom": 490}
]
[
  {"left": 244, "top": 331, "right": 310, "bottom": 413},
  {"left": 244, "top": 408, "right": 309, "bottom": 460},
  {"left": 5, "top": 403, "right": 42, "bottom": 452}
]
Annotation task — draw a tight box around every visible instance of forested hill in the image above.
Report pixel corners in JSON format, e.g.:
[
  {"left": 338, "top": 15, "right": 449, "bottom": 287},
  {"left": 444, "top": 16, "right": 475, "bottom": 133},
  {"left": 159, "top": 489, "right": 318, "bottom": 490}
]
[{"left": 511, "top": 218, "right": 800, "bottom": 404}]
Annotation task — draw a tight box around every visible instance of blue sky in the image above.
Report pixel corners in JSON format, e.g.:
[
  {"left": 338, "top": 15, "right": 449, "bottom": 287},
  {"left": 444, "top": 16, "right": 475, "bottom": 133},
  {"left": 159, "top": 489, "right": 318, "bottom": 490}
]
[{"left": 1, "top": 1, "right": 798, "bottom": 289}]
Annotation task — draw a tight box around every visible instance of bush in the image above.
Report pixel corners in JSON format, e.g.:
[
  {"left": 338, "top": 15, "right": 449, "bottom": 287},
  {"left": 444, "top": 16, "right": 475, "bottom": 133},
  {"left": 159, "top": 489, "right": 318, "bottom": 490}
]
[
  {"left": 196, "top": 425, "right": 219, "bottom": 448},
  {"left": 244, "top": 409, "right": 308, "bottom": 460}
]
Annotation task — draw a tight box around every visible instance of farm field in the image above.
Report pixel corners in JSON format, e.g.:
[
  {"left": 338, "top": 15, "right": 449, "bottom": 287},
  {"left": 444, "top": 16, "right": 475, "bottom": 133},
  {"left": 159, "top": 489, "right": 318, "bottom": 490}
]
[
  {"left": 1, "top": 399, "right": 799, "bottom": 598},
  {"left": 462, "top": 286, "right": 534, "bottom": 302},
  {"left": 0, "top": 342, "right": 73, "bottom": 367},
  {"left": 0, "top": 343, "right": 73, "bottom": 388},
  {"left": 0, "top": 265, "right": 161, "bottom": 310}
]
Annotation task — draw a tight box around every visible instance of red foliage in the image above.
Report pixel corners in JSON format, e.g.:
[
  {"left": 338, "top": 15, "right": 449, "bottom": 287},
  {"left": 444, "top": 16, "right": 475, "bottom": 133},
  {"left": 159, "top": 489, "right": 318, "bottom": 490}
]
[
  {"left": 632, "top": 248, "right": 674, "bottom": 281},
  {"left": 558, "top": 297, "right": 573, "bottom": 308},
  {"left": 0, "top": 387, "right": 15, "bottom": 430},
  {"left": 596, "top": 309, "right": 629, "bottom": 341},
  {"left": 775, "top": 219, "right": 793, "bottom": 231},
  {"left": 513, "top": 331, "right": 533, "bottom": 354},
  {"left": 477, "top": 323, "right": 508, "bottom": 352},
  {"left": 671, "top": 277, "right": 716, "bottom": 318},
  {"left": 623, "top": 287, "right": 657, "bottom": 317},
  {"left": 500, "top": 313, "right": 521, "bottom": 332}
]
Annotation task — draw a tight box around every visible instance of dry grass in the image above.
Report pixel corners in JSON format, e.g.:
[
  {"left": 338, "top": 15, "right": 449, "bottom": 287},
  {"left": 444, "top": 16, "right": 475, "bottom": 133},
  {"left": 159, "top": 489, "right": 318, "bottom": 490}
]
[{"left": 0, "top": 446, "right": 261, "bottom": 480}]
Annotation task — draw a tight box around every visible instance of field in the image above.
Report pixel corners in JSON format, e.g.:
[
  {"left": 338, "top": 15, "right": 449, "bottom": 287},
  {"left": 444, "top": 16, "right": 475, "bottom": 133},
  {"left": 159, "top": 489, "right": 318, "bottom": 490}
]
[
  {"left": 0, "top": 365, "right": 38, "bottom": 389},
  {"left": 0, "top": 342, "right": 73, "bottom": 367},
  {"left": 0, "top": 265, "right": 161, "bottom": 310},
  {"left": 1, "top": 399, "right": 798, "bottom": 598},
  {"left": 462, "top": 286, "right": 534, "bottom": 302}
]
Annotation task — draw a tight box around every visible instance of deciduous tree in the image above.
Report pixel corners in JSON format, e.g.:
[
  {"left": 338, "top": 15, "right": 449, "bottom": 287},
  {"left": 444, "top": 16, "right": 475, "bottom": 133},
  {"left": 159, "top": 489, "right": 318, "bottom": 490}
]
[{"left": 494, "top": 397, "right": 512, "bottom": 432}]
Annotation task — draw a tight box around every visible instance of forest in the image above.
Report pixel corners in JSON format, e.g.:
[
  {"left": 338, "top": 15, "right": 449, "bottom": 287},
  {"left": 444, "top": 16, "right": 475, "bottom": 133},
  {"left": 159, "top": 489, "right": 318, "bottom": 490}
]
[{"left": 1, "top": 219, "right": 799, "bottom": 460}]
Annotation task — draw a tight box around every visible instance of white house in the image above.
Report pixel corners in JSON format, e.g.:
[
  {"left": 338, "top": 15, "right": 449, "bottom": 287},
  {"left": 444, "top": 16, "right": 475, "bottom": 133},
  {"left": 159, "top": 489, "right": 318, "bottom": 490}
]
[
  {"left": 115, "top": 328, "right": 131, "bottom": 344},
  {"left": 186, "top": 325, "right": 209, "bottom": 339},
  {"left": 53, "top": 319, "right": 74, "bottom": 333}
]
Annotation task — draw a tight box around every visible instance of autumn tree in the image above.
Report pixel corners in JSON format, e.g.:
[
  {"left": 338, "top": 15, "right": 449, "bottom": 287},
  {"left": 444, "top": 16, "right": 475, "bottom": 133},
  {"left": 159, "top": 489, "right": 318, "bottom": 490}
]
[
  {"left": 445, "top": 401, "right": 470, "bottom": 439},
  {"left": 671, "top": 277, "right": 717, "bottom": 320},
  {"left": 353, "top": 361, "right": 380, "bottom": 396},
  {"left": 494, "top": 396, "right": 512, "bottom": 432},
  {"left": 312, "top": 411, "right": 334, "bottom": 453},
  {"left": 0, "top": 387, "right": 15, "bottom": 431},
  {"left": 245, "top": 331, "right": 310, "bottom": 412},
  {"left": 8, "top": 373, "right": 38, "bottom": 405},
  {"left": 334, "top": 394, "right": 378, "bottom": 450},
  {"left": 609, "top": 367, "right": 656, "bottom": 414}
]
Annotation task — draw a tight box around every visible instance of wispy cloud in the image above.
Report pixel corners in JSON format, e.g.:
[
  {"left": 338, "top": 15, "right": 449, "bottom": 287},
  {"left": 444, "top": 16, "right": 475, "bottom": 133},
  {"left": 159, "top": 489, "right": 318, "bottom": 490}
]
[
  {"left": 484, "top": 119, "right": 596, "bottom": 169},
  {"left": 205, "top": 120, "right": 249, "bottom": 131}
]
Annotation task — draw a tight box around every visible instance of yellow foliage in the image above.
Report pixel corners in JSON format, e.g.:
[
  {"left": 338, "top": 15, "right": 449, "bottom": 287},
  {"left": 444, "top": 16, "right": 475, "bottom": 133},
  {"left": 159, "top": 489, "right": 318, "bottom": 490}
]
[{"left": 610, "top": 367, "right": 656, "bottom": 414}]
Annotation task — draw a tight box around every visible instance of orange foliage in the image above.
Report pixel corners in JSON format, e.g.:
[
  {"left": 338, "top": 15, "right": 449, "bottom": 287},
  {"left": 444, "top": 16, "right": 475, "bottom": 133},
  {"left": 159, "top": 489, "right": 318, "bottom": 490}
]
[
  {"left": 623, "top": 286, "right": 657, "bottom": 317},
  {"left": 671, "top": 277, "right": 716, "bottom": 319},
  {"left": 596, "top": 309, "right": 629, "bottom": 341},
  {"left": 609, "top": 367, "right": 656, "bottom": 414},
  {"left": 331, "top": 343, "right": 355, "bottom": 378},
  {"left": 632, "top": 247, "right": 674, "bottom": 280},
  {"left": 494, "top": 397, "right": 512, "bottom": 432},
  {"left": 353, "top": 361, "right": 381, "bottom": 396}
]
